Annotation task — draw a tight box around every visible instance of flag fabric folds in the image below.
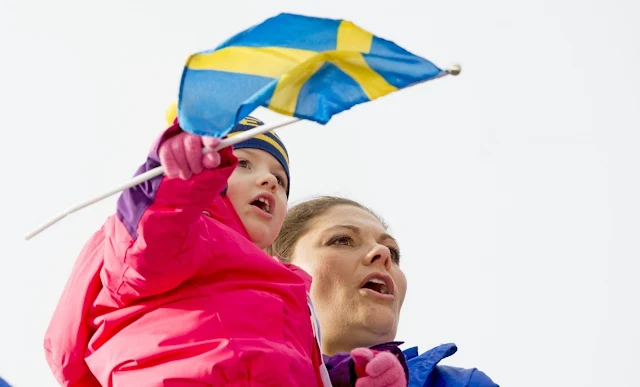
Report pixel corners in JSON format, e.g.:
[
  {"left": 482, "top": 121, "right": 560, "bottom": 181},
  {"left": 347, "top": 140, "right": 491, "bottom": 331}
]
[{"left": 177, "top": 13, "right": 447, "bottom": 137}]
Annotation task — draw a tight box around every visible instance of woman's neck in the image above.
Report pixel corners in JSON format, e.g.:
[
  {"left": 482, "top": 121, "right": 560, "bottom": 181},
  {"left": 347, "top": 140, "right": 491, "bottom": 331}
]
[{"left": 322, "top": 336, "right": 381, "bottom": 356}]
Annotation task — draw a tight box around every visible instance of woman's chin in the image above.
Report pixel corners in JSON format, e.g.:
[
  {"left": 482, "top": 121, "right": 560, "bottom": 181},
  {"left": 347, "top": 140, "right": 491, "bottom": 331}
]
[{"left": 359, "top": 304, "right": 398, "bottom": 337}]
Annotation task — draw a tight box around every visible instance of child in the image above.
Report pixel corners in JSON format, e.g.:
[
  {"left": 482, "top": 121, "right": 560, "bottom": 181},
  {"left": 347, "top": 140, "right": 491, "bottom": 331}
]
[{"left": 44, "top": 115, "right": 405, "bottom": 386}]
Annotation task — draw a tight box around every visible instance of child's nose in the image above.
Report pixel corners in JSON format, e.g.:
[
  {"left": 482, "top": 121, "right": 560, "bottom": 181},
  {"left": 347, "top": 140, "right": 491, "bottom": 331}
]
[{"left": 257, "top": 173, "right": 278, "bottom": 191}]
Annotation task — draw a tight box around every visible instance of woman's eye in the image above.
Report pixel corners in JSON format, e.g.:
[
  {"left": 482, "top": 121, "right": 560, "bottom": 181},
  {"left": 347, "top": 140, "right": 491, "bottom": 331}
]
[
  {"left": 329, "top": 235, "right": 352, "bottom": 246},
  {"left": 388, "top": 247, "right": 401, "bottom": 264}
]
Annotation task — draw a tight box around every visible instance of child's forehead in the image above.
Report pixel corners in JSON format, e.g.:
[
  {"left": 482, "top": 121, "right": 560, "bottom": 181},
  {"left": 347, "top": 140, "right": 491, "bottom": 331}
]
[{"left": 236, "top": 148, "right": 285, "bottom": 170}]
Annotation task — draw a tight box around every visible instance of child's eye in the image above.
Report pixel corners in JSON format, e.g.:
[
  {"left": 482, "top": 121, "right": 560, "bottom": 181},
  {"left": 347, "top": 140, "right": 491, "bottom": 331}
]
[
  {"left": 274, "top": 174, "right": 287, "bottom": 189},
  {"left": 328, "top": 235, "right": 352, "bottom": 246},
  {"left": 238, "top": 159, "right": 250, "bottom": 169}
]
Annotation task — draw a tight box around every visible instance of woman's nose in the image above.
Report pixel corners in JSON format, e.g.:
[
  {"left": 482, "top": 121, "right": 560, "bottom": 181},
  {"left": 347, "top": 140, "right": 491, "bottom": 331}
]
[{"left": 365, "top": 244, "right": 392, "bottom": 270}]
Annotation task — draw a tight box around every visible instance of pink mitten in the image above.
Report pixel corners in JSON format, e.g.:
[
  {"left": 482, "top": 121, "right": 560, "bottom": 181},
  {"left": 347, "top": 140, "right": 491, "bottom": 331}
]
[
  {"left": 158, "top": 131, "right": 222, "bottom": 180},
  {"left": 351, "top": 347, "right": 406, "bottom": 387}
]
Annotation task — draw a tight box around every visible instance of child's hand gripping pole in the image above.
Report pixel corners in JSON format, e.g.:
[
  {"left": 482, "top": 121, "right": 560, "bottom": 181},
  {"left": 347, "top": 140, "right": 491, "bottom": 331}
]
[{"left": 24, "top": 117, "right": 301, "bottom": 241}]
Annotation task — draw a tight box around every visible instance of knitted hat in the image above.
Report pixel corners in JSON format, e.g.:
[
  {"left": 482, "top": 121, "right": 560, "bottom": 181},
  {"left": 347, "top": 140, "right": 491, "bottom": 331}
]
[
  {"left": 165, "top": 102, "right": 290, "bottom": 195},
  {"left": 226, "top": 116, "right": 290, "bottom": 195}
]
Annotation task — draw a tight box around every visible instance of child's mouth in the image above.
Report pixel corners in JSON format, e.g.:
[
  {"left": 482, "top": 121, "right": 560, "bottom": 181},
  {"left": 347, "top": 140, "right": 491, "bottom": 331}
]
[{"left": 250, "top": 197, "right": 271, "bottom": 214}]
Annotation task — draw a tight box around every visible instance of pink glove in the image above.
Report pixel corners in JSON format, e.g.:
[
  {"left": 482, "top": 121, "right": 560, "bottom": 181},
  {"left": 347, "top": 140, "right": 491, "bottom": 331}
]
[
  {"left": 158, "top": 131, "right": 222, "bottom": 180},
  {"left": 351, "top": 347, "right": 406, "bottom": 387}
]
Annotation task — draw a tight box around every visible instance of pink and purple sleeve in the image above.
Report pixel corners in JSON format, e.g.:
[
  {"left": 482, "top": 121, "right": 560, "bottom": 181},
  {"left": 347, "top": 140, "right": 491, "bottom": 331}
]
[{"left": 101, "top": 128, "right": 238, "bottom": 305}]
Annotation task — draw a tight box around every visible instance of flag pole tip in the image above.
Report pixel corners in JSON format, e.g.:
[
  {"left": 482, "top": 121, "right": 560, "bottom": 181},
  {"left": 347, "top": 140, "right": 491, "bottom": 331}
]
[{"left": 447, "top": 64, "right": 462, "bottom": 76}]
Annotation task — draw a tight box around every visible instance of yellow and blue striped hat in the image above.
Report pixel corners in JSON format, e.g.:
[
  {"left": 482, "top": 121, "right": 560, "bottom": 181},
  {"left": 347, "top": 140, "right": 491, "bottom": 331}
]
[{"left": 165, "top": 102, "right": 290, "bottom": 195}]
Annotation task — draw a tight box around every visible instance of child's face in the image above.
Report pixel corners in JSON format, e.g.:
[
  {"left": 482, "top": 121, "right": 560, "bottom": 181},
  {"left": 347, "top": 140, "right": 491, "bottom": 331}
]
[{"left": 226, "top": 148, "right": 289, "bottom": 249}]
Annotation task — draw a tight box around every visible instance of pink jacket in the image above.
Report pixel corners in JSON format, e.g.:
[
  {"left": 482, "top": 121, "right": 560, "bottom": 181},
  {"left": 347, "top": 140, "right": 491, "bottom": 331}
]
[{"left": 44, "top": 128, "right": 327, "bottom": 386}]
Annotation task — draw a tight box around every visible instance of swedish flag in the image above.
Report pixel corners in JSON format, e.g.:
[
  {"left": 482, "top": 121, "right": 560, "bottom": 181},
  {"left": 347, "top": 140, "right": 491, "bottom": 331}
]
[{"left": 178, "top": 13, "right": 449, "bottom": 137}]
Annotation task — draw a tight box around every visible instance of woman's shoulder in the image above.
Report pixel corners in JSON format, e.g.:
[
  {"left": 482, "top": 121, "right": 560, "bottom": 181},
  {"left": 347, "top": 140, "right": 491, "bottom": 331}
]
[
  {"left": 430, "top": 365, "right": 497, "bottom": 387},
  {"left": 403, "top": 343, "right": 499, "bottom": 387}
]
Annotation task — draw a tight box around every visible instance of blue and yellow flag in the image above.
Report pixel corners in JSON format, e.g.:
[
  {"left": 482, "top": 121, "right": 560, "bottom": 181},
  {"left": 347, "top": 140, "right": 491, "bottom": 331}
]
[{"left": 178, "top": 13, "right": 449, "bottom": 137}]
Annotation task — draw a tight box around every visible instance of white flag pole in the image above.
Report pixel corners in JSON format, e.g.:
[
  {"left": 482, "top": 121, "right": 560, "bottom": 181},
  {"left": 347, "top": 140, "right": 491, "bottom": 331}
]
[
  {"left": 23, "top": 117, "right": 301, "bottom": 240},
  {"left": 23, "top": 64, "right": 461, "bottom": 241}
]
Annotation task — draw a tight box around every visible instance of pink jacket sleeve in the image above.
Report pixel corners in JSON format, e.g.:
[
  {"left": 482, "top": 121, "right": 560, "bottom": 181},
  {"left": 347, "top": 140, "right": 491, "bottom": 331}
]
[{"left": 102, "top": 127, "right": 239, "bottom": 306}]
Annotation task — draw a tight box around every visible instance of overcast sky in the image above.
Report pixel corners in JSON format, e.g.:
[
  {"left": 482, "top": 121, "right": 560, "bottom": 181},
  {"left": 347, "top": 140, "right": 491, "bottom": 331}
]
[{"left": 1, "top": 0, "right": 639, "bottom": 386}]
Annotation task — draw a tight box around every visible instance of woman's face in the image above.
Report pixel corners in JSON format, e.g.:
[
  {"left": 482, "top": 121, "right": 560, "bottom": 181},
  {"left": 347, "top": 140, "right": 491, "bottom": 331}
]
[{"left": 290, "top": 205, "right": 407, "bottom": 355}]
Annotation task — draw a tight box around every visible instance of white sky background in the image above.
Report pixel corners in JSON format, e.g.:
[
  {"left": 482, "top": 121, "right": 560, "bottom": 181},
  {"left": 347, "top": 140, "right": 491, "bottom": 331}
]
[{"left": 1, "top": 0, "right": 639, "bottom": 386}]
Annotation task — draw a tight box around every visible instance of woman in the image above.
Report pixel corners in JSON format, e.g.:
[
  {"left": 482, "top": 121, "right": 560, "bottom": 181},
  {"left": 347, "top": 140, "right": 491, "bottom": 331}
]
[{"left": 272, "top": 196, "right": 499, "bottom": 387}]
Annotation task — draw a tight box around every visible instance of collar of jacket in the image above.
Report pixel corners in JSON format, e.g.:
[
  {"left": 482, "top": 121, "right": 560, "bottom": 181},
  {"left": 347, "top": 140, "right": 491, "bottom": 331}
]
[{"left": 403, "top": 343, "right": 459, "bottom": 385}]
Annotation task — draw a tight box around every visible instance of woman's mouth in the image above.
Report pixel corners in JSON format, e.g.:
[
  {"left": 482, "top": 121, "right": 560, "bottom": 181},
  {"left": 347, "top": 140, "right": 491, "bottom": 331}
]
[
  {"left": 361, "top": 278, "right": 391, "bottom": 295},
  {"left": 359, "top": 273, "right": 395, "bottom": 300}
]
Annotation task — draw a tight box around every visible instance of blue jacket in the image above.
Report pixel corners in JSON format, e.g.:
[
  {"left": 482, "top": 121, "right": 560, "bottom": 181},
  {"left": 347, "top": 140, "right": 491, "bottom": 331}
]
[
  {"left": 0, "top": 377, "right": 11, "bottom": 387},
  {"left": 404, "top": 343, "right": 498, "bottom": 387},
  {"left": 324, "top": 341, "right": 498, "bottom": 387}
]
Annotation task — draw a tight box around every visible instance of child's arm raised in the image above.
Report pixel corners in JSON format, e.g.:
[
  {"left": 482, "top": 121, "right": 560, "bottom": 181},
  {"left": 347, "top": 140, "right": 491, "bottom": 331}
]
[{"left": 101, "top": 125, "right": 237, "bottom": 306}]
